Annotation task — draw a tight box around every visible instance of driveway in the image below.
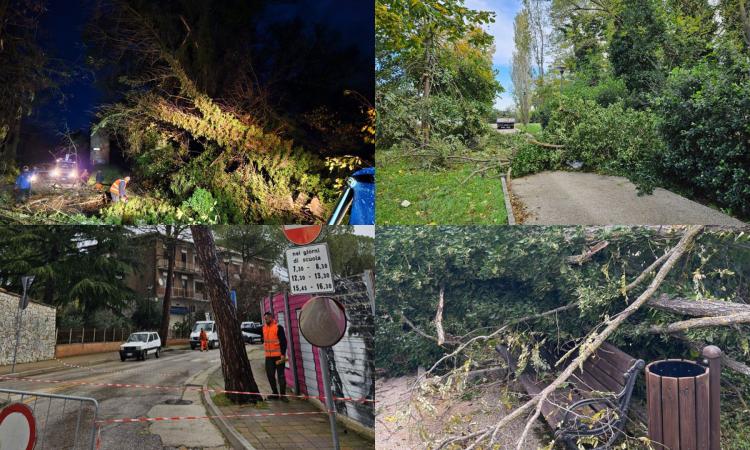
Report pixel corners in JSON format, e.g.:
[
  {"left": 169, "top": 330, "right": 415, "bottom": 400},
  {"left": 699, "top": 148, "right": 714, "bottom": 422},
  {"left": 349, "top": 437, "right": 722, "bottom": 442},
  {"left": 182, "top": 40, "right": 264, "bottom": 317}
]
[{"left": 511, "top": 171, "right": 746, "bottom": 225}]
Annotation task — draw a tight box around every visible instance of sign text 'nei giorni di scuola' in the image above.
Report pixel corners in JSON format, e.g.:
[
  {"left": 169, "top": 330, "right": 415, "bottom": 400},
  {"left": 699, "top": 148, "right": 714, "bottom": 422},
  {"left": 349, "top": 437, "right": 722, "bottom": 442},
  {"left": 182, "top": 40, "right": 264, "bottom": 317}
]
[{"left": 285, "top": 243, "right": 335, "bottom": 294}]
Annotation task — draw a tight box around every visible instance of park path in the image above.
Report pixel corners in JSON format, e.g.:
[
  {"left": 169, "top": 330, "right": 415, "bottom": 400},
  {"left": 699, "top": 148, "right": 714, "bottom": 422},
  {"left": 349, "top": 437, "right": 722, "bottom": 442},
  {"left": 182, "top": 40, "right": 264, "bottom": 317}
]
[{"left": 511, "top": 171, "right": 746, "bottom": 225}]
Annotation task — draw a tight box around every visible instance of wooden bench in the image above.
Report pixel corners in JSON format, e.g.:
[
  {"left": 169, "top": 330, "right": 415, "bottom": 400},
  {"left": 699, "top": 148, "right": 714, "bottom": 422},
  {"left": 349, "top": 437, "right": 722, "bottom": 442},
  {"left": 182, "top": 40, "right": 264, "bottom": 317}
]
[{"left": 497, "top": 342, "right": 645, "bottom": 449}]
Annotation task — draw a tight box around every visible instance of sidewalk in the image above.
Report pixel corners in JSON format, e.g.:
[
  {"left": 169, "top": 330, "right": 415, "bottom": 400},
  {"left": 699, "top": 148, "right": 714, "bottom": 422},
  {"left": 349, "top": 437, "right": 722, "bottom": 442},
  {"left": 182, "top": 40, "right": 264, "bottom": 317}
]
[
  {"left": 207, "top": 346, "right": 374, "bottom": 449},
  {"left": 0, "top": 344, "right": 190, "bottom": 377}
]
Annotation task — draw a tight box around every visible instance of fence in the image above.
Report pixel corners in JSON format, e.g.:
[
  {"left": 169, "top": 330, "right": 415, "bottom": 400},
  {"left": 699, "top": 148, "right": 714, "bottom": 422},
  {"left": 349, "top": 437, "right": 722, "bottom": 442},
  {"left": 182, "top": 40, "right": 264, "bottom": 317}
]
[
  {"left": 0, "top": 387, "right": 98, "bottom": 450},
  {"left": 55, "top": 327, "right": 190, "bottom": 345}
]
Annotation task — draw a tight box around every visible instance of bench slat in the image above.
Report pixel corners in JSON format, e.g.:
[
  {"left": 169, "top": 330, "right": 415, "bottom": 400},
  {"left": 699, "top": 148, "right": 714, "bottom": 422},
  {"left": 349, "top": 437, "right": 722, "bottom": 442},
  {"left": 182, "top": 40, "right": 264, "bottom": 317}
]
[
  {"left": 583, "top": 359, "right": 624, "bottom": 393},
  {"left": 595, "top": 343, "right": 636, "bottom": 374}
]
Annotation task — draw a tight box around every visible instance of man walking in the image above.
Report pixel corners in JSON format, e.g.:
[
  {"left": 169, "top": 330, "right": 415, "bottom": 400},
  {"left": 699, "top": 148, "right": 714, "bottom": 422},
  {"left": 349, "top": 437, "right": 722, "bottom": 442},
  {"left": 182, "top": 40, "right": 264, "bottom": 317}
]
[{"left": 199, "top": 327, "right": 208, "bottom": 352}]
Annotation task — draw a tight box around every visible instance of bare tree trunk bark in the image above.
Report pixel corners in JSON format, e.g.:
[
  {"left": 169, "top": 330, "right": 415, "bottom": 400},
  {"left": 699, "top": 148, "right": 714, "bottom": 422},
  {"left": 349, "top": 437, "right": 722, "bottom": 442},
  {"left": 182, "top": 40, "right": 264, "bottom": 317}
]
[
  {"left": 192, "top": 225, "right": 261, "bottom": 404},
  {"left": 647, "top": 294, "right": 750, "bottom": 317},
  {"left": 435, "top": 285, "right": 445, "bottom": 346},
  {"left": 649, "top": 312, "right": 750, "bottom": 334},
  {"left": 159, "top": 225, "right": 176, "bottom": 346}
]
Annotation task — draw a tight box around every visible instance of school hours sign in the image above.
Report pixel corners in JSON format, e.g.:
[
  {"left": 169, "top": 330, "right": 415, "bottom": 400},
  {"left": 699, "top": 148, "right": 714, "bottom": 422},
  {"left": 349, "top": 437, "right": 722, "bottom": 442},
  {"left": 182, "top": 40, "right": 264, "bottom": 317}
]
[{"left": 285, "top": 243, "right": 335, "bottom": 294}]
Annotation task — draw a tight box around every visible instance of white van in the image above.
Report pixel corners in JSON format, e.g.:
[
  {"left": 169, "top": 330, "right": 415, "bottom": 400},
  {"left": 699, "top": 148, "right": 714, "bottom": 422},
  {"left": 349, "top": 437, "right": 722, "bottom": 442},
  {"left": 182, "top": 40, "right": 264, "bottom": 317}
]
[{"left": 190, "top": 320, "right": 220, "bottom": 350}]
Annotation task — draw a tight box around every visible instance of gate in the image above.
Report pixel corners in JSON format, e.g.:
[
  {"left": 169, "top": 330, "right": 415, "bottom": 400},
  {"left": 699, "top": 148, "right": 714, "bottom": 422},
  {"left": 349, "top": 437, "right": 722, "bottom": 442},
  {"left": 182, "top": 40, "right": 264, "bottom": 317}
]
[{"left": 0, "top": 387, "right": 99, "bottom": 450}]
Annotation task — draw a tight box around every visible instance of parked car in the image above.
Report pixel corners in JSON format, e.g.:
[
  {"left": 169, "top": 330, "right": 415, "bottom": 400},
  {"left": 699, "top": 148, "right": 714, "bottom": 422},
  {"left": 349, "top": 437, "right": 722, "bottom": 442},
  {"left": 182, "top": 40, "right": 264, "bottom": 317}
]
[
  {"left": 49, "top": 154, "right": 80, "bottom": 187},
  {"left": 190, "top": 320, "right": 220, "bottom": 350},
  {"left": 241, "top": 321, "right": 262, "bottom": 344},
  {"left": 120, "top": 332, "right": 161, "bottom": 361}
]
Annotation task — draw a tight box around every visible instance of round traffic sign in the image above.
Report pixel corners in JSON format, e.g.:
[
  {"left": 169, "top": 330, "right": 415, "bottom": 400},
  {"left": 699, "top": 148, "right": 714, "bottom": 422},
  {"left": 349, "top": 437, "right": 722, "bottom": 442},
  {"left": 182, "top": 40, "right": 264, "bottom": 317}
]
[
  {"left": 299, "top": 297, "right": 347, "bottom": 347},
  {"left": 282, "top": 225, "right": 323, "bottom": 245},
  {"left": 0, "top": 403, "right": 36, "bottom": 450}
]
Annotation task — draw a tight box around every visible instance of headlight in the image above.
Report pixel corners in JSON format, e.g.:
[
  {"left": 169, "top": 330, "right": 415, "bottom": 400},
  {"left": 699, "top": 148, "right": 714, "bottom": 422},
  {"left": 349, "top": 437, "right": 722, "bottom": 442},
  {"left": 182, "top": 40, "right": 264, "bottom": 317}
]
[
  {"left": 51, "top": 168, "right": 59, "bottom": 178},
  {"left": 69, "top": 169, "right": 78, "bottom": 179},
  {"left": 30, "top": 174, "right": 37, "bottom": 182}
]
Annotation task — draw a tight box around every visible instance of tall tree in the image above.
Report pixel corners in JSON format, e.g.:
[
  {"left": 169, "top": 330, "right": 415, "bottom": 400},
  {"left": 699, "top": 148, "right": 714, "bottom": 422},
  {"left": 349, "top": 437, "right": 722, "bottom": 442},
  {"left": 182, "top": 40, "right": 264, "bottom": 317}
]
[
  {"left": 0, "top": 226, "right": 137, "bottom": 314},
  {"left": 157, "top": 225, "right": 189, "bottom": 347},
  {"left": 512, "top": 9, "right": 533, "bottom": 125},
  {"left": 609, "top": 0, "right": 666, "bottom": 106},
  {"left": 524, "top": 0, "right": 549, "bottom": 80},
  {"left": 191, "top": 225, "right": 261, "bottom": 404}
]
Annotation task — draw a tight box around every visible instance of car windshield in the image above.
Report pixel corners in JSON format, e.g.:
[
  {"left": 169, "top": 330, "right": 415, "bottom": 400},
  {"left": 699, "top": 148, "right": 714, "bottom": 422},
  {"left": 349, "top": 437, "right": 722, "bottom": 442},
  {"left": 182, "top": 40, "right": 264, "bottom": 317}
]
[
  {"left": 127, "top": 333, "right": 149, "bottom": 343},
  {"left": 193, "top": 323, "right": 213, "bottom": 333}
]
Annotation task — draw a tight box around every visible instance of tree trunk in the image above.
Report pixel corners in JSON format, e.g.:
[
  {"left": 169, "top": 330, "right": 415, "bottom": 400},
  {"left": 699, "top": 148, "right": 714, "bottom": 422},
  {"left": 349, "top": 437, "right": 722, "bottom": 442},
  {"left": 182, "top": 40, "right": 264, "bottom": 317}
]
[
  {"left": 647, "top": 294, "right": 750, "bottom": 317},
  {"left": 191, "top": 225, "right": 261, "bottom": 403},
  {"left": 159, "top": 226, "right": 177, "bottom": 346}
]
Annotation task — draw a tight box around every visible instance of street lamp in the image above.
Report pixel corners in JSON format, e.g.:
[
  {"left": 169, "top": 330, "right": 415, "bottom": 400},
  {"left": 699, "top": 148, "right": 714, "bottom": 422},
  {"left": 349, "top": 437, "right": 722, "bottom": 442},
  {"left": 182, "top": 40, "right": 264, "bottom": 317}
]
[{"left": 554, "top": 65, "right": 566, "bottom": 95}]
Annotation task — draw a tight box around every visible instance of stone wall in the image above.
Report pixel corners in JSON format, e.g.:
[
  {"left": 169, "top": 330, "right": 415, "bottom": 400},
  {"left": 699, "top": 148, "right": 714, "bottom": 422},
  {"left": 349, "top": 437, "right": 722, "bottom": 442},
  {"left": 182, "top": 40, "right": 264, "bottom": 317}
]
[{"left": 0, "top": 289, "right": 56, "bottom": 365}]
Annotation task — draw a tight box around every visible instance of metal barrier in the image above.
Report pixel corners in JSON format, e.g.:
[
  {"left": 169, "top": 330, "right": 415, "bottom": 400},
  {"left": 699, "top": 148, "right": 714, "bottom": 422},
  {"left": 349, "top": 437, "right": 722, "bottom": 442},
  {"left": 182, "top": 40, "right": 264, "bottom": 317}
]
[{"left": 0, "top": 387, "right": 98, "bottom": 450}]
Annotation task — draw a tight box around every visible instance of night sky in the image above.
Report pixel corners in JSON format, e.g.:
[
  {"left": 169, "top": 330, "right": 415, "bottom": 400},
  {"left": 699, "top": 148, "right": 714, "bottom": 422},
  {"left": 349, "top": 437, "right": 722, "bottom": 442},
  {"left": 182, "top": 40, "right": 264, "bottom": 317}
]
[{"left": 26, "top": 0, "right": 374, "bottom": 142}]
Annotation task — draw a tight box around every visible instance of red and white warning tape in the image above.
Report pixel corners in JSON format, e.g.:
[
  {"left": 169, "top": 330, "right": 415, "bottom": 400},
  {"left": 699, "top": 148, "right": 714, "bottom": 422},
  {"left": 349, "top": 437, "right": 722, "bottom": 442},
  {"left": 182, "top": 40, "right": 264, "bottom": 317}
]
[
  {"left": 97, "top": 410, "right": 328, "bottom": 425},
  {"left": 0, "top": 375, "right": 375, "bottom": 404}
]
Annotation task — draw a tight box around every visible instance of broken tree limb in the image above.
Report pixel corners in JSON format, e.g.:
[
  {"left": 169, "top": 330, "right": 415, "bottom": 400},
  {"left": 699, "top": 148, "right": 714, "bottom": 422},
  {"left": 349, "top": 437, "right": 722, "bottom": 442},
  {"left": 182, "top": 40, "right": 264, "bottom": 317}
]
[
  {"left": 648, "top": 312, "right": 750, "bottom": 334},
  {"left": 625, "top": 248, "right": 675, "bottom": 292},
  {"left": 647, "top": 294, "right": 750, "bottom": 317},
  {"left": 437, "top": 225, "right": 703, "bottom": 450},
  {"left": 678, "top": 334, "right": 750, "bottom": 378},
  {"left": 435, "top": 285, "right": 446, "bottom": 346},
  {"left": 566, "top": 240, "right": 609, "bottom": 265},
  {"left": 400, "top": 314, "right": 451, "bottom": 347}
]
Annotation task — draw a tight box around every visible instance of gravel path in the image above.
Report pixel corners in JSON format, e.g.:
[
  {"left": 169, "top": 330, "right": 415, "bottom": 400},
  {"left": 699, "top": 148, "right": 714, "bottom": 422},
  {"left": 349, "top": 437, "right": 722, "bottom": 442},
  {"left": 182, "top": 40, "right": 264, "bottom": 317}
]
[{"left": 511, "top": 171, "right": 746, "bottom": 225}]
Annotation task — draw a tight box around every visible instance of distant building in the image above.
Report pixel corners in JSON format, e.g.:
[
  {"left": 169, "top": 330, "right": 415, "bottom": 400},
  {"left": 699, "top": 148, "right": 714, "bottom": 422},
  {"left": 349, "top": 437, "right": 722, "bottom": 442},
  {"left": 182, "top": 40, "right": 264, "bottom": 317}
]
[
  {"left": 90, "top": 129, "right": 110, "bottom": 166},
  {"left": 127, "top": 233, "right": 275, "bottom": 334}
]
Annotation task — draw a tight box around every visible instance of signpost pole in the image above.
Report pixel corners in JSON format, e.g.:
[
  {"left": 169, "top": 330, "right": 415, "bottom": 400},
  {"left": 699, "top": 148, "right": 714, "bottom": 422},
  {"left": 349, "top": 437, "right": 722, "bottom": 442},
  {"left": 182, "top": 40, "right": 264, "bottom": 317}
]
[{"left": 318, "top": 348, "right": 341, "bottom": 450}]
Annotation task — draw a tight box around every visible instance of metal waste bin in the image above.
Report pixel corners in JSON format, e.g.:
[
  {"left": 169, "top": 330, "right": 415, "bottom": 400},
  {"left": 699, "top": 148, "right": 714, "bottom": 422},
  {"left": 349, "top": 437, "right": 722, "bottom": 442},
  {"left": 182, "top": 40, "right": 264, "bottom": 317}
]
[{"left": 646, "top": 347, "right": 721, "bottom": 450}]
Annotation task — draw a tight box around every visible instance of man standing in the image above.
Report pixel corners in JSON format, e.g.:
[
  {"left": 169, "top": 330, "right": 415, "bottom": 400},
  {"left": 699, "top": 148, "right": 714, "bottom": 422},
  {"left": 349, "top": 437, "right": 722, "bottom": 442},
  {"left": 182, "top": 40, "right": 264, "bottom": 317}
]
[
  {"left": 110, "top": 176, "right": 130, "bottom": 203},
  {"left": 199, "top": 327, "right": 208, "bottom": 352},
  {"left": 253, "top": 312, "right": 288, "bottom": 401},
  {"left": 14, "top": 166, "right": 33, "bottom": 203}
]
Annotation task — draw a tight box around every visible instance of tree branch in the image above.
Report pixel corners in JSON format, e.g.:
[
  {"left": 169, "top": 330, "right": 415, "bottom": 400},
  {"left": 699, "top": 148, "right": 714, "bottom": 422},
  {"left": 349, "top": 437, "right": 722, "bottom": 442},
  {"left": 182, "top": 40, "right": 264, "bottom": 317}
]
[
  {"left": 435, "top": 285, "right": 446, "bottom": 346},
  {"left": 647, "top": 294, "right": 750, "bottom": 317},
  {"left": 648, "top": 312, "right": 750, "bottom": 334}
]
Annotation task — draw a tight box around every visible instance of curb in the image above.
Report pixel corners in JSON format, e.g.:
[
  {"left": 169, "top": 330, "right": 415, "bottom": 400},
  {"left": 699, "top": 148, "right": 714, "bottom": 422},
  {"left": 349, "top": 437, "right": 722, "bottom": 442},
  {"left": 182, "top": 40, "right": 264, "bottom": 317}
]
[
  {"left": 500, "top": 175, "right": 516, "bottom": 225},
  {"left": 201, "top": 367, "right": 256, "bottom": 450},
  {"left": 307, "top": 397, "right": 376, "bottom": 442}
]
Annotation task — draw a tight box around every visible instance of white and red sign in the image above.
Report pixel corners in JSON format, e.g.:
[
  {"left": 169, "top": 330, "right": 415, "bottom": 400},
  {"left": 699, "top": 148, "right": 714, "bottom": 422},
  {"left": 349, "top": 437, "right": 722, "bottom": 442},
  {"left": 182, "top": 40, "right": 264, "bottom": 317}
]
[
  {"left": 282, "top": 225, "right": 322, "bottom": 246},
  {"left": 285, "top": 243, "right": 334, "bottom": 294},
  {"left": 0, "top": 403, "right": 36, "bottom": 450}
]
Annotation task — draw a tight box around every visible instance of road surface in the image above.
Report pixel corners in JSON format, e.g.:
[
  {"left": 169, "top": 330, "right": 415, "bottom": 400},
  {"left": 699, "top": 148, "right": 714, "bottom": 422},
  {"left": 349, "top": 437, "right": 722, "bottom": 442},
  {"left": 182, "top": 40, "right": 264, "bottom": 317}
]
[
  {"left": 511, "top": 171, "right": 747, "bottom": 225},
  {"left": 0, "top": 347, "right": 235, "bottom": 449}
]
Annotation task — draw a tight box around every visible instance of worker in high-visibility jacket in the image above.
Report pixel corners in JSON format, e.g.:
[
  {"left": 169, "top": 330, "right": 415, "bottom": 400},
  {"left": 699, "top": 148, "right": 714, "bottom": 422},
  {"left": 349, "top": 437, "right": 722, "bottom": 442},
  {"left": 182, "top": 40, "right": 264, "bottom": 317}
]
[
  {"left": 109, "top": 176, "right": 130, "bottom": 203},
  {"left": 261, "top": 312, "right": 288, "bottom": 401}
]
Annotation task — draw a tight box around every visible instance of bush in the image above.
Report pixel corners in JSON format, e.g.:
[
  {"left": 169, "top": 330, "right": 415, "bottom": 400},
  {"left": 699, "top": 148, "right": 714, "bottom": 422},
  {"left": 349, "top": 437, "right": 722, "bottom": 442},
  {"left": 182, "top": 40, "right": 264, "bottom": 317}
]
[
  {"left": 512, "top": 141, "right": 561, "bottom": 177},
  {"left": 545, "top": 96, "right": 664, "bottom": 192},
  {"left": 654, "top": 45, "right": 750, "bottom": 217}
]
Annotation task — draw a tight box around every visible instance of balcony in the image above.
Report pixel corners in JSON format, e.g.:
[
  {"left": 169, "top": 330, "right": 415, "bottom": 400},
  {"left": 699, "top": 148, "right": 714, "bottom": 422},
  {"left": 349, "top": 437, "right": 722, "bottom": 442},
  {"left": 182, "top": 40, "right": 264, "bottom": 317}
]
[
  {"left": 156, "top": 258, "right": 198, "bottom": 273},
  {"left": 156, "top": 287, "right": 206, "bottom": 300}
]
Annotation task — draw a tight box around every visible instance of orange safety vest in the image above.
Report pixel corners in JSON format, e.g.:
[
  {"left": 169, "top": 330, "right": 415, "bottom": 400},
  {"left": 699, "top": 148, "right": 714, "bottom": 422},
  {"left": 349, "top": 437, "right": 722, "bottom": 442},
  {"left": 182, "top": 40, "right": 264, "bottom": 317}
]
[
  {"left": 110, "top": 179, "right": 127, "bottom": 194},
  {"left": 263, "top": 321, "right": 282, "bottom": 358}
]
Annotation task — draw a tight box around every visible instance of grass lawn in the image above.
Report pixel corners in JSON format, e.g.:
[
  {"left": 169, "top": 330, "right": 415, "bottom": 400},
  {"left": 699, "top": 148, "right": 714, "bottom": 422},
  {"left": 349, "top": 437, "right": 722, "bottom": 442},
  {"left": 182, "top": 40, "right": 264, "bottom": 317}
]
[
  {"left": 377, "top": 158, "right": 508, "bottom": 225},
  {"left": 516, "top": 122, "right": 542, "bottom": 138}
]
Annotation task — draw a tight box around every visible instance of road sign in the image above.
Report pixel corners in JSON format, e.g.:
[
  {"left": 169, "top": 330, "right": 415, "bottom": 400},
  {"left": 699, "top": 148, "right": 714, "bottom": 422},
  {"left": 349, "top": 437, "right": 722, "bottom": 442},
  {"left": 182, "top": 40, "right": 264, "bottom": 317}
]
[
  {"left": 282, "top": 225, "right": 322, "bottom": 246},
  {"left": 230, "top": 290, "right": 237, "bottom": 309},
  {"left": 19, "top": 276, "right": 34, "bottom": 310},
  {"left": 0, "top": 402, "right": 37, "bottom": 450},
  {"left": 285, "top": 243, "right": 334, "bottom": 294},
  {"left": 299, "top": 297, "right": 347, "bottom": 347}
]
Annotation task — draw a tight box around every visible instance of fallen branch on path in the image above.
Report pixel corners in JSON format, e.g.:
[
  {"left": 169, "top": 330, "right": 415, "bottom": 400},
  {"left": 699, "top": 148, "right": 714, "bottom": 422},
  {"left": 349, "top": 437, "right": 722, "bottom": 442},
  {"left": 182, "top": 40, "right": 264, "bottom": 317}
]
[{"left": 436, "top": 225, "right": 703, "bottom": 450}]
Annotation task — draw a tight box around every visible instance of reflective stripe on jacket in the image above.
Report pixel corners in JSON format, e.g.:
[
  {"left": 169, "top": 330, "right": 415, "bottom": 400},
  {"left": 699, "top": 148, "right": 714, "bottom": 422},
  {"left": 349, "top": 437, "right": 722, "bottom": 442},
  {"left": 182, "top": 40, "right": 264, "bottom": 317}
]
[
  {"left": 110, "top": 179, "right": 126, "bottom": 195},
  {"left": 263, "top": 321, "right": 282, "bottom": 358}
]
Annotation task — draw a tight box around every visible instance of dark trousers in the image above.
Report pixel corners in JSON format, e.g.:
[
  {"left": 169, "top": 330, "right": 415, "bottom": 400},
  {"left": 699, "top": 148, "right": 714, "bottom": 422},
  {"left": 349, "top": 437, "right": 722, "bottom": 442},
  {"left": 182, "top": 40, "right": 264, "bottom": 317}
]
[{"left": 265, "top": 356, "right": 286, "bottom": 396}]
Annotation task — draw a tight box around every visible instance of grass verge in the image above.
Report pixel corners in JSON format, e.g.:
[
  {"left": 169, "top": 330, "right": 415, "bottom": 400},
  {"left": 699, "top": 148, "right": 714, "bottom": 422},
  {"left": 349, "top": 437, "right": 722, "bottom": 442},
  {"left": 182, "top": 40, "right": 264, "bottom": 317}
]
[{"left": 377, "top": 158, "right": 507, "bottom": 225}]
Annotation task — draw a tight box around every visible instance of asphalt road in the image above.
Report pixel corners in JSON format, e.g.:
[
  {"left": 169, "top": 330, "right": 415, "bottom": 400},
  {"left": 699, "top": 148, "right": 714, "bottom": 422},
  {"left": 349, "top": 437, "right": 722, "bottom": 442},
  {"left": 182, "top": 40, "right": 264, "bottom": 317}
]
[
  {"left": 511, "top": 171, "right": 747, "bottom": 225},
  {"left": 0, "top": 347, "right": 233, "bottom": 450}
]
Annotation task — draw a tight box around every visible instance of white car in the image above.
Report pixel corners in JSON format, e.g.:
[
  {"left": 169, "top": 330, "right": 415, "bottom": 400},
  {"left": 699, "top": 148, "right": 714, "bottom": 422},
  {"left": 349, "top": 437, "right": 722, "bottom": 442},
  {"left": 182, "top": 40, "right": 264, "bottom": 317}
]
[
  {"left": 190, "top": 320, "right": 220, "bottom": 350},
  {"left": 241, "top": 321, "right": 262, "bottom": 344},
  {"left": 120, "top": 332, "right": 161, "bottom": 361}
]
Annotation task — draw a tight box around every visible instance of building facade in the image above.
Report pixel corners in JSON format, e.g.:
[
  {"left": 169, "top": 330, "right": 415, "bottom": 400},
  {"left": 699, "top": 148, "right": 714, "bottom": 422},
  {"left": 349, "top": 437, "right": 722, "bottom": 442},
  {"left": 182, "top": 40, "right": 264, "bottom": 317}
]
[{"left": 127, "top": 234, "right": 275, "bottom": 334}]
